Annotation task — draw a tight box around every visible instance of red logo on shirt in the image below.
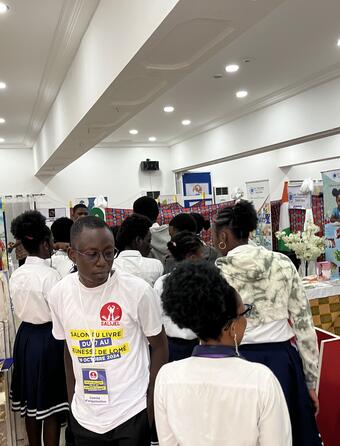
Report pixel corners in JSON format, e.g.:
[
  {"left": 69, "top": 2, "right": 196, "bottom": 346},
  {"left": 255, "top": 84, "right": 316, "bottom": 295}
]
[
  {"left": 89, "top": 370, "right": 98, "bottom": 380},
  {"left": 100, "top": 302, "right": 122, "bottom": 326}
]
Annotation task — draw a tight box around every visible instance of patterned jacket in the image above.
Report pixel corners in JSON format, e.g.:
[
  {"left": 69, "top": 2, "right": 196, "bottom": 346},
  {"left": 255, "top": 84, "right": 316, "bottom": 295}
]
[{"left": 216, "top": 244, "right": 319, "bottom": 388}]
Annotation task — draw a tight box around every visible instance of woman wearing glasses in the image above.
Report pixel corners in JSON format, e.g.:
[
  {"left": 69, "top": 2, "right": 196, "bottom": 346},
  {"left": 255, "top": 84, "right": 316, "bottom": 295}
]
[
  {"left": 213, "top": 200, "right": 321, "bottom": 446},
  {"left": 9, "top": 211, "right": 68, "bottom": 446},
  {"left": 154, "top": 261, "right": 291, "bottom": 446}
]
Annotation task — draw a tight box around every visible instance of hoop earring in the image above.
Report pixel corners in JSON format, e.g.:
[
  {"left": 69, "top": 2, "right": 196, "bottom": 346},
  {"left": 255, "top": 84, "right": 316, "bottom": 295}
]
[
  {"left": 234, "top": 333, "right": 240, "bottom": 357},
  {"left": 218, "top": 241, "right": 227, "bottom": 251}
]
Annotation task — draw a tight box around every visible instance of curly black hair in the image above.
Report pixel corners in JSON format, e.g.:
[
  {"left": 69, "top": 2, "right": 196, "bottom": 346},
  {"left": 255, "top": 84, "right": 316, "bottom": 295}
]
[
  {"left": 332, "top": 188, "right": 340, "bottom": 198},
  {"left": 190, "top": 213, "right": 211, "bottom": 233},
  {"left": 167, "top": 230, "right": 203, "bottom": 261},
  {"left": 133, "top": 196, "right": 159, "bottom": 223},
  {"left": 214, "top": 200, "right": 258, "bottom": 240},
  {"left": 51, "top": 217, "right": 73, "bottom": 243},
  {"left": 162, "top": 261, "right": 239, "bottom": 341},
  {"left": 11, "top": 210, "right": 51, "bottom": 254},
  {"left": 169, "top": 213, "right": 197, "bottom": 233},
  {"left": 115, "top": 214, "right": 152, "bottom": 252}
]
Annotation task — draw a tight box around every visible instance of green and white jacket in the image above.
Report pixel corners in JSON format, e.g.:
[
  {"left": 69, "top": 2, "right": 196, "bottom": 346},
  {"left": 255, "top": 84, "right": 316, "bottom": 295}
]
[{"left": 216, "top": 244, "right": 319, "bottom": 389}]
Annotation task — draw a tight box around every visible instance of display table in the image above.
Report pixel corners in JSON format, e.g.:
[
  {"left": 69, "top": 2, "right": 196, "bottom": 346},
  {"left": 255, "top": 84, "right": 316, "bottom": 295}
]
[{"left": 305, "top": 281, "right": 340, "bottom": 336}]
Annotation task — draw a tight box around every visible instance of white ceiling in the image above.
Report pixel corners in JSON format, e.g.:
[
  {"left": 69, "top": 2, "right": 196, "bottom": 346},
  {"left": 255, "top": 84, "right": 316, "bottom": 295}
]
[
  {"left": 0, "top": 0, "right": 98, "bottom": 148},
  {"left": 101, "top": 0, "right": 340, "bottom": 148}
]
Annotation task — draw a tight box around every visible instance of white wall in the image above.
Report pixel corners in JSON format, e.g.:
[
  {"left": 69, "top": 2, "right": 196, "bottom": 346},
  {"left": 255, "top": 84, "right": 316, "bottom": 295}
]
[
  {"left": 0, "top": 147, "right": 174, "bottom": 210},
  {"left": 191, "top": 141, "right": 340, "bottom": 201}
]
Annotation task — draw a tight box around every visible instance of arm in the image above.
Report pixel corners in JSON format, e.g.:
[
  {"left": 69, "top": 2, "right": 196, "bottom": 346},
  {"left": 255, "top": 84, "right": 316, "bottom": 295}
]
[
  {"left": 287, "top": 264, "right": 319, "bottom": 389},
  {"left": 154, "top": 368, "right": 178, "bottom": 446},
  {"left": 147, "top": 327, "right": 168, "bottom": 425},
  {"left": 64, "top": 343, "right": 75, "bottom": 405},
  {"left": 258, "top": 372, "right": 292, "bottom": 446}
]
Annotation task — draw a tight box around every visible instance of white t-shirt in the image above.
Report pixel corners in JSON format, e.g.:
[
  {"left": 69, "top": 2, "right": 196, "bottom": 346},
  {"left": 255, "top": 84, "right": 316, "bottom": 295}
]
[
  {"left": 51, "top": 251, "right": 74, "bottom": 278},
  {"left": 10, "top": 256, "right": 60, "bottom": 324},
  {"left": 155, "top": 357, "right": 292, "bottom": 446},
  {"left": 48, "top": 269, "right": 162, "bottom": 434},
  {"left": 114, "top": 250, "right": 163, "bottom": 286},
  {"left": 154, "top": 274, "right": 197, "bottom": 340}
]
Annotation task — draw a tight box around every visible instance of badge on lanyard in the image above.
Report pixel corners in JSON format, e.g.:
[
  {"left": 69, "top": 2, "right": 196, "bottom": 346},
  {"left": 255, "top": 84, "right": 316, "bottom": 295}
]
[{"left": 82, "top": 368, "right": 109, "bottom": 404}]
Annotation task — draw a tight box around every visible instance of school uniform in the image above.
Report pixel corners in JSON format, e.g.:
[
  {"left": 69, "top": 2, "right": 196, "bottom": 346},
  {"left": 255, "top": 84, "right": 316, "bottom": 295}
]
[
  {"left": 51, "top": 250, "right": 74, "bottom": 278},
  {"left": 9, "top": 256, "right": 68, "bottom": 420},
  {"left": 216, "top": 244, "right": 322, "bottom": 446},
  {"left": 154, "top": 274, "right": 198, "bottom": 361},
  {"left": 114, "top": 250, "right": 163, "bottom": 286},
  {"left": 48, "top": 269, "right": 162, "bottom": 445},
  {"left": 154, "top": 345, "right": 292, "bottom": 446}
]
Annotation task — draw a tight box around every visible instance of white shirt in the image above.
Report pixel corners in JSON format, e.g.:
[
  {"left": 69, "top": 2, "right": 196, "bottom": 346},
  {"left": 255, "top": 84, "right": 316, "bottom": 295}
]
[
  {"left": 155, "top": 357, "right": 292, "bottom": 446},
  {"left": 114, "top": 250, "right": 163, "bottom": 286},
  {"left": 48, "top": 269, "right": 162, "bottom": 434},
  {"left": 51, "top": 251, "right": 74, "bottom": 278},
  {"left": 9, "top": 256, "right": 61, "bottom": 324},
  {"left": 227, "top": 245, "right": 294, "bottom": 344},
  {"left": 154, "top": 275, "right": 197, "bottom": 340}
]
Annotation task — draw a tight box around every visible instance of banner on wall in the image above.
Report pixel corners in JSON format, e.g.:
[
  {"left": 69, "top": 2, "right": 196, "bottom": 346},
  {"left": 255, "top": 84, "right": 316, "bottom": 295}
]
[
  {"left": 321, "top": 170, "right": 340, "bottom": 278},
  {"left": 246, "top": 180, "right": 272, "bottom": 250},
  {"left": 288, "top": 184, "right": 312, "bottom": 209}
]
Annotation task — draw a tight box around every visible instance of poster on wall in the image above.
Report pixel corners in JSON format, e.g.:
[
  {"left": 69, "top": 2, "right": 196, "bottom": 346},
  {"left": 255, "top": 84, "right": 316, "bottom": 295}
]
[
  {"left": 246, "top": 179, "right": 272, "bottom": 250},
  {"left": 38, "top": 208, "right": 67, "bottom": 227},
  {"left": 321, "top": 170, "right": 340, "bottom": 278},
  {"left": 288, "top": 184, "right": 312, "bottom": 209},
  {"left": 182, "top": 172, "right": 212, "bottom": 208}
]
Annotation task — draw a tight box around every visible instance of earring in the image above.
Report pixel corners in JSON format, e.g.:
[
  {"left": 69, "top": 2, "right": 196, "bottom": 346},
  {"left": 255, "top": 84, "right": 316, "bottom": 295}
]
[
  {"left": 234, "top": 333, "right": 240, "bottom": 357},
  {"left": 218, "top": 241, "right": 227, "bottom": 250}
]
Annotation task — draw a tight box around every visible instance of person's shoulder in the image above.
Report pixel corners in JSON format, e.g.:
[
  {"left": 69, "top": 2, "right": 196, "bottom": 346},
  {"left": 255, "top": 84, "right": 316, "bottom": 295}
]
[
  {"left": 114, "top": 268, "right": 150, "bottom": 290},
  {"left": 50, "top": 271, "right": 77, "bottom": 292}
]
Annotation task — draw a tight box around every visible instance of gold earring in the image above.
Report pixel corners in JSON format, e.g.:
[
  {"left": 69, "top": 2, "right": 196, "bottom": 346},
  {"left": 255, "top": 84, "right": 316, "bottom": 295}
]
[{"left": 218, "top": 241, "right": 227, "bottom": 250}]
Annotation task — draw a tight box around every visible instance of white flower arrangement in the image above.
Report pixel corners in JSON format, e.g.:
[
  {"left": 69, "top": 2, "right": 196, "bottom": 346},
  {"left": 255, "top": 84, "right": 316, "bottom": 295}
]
[{"left": 275, "top": 219, "right": 325, "bottom": 261}]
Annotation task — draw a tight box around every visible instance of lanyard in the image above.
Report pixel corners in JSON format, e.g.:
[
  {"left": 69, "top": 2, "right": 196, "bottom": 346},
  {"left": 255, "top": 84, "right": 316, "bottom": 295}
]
[
  {"left": 77, "top": 273, "right": 112, "bottom": 365},
  {"left": 192, "top": 344, "right": 242, "bottom": 359}
]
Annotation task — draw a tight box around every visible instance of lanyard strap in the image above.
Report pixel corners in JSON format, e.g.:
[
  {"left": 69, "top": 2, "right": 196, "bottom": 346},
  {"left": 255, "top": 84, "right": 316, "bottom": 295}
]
[
  {"left": 77, "top": 273, "right": 112, "bottom": 365},
  {"left": 192, "top": 344, "right": 241, "bottom": 359}
]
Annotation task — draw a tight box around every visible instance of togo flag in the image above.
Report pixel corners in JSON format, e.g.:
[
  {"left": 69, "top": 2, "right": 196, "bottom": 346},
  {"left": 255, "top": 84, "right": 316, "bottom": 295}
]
[{"left": 278, "top": 181, "right": 291, "bottom": 251}]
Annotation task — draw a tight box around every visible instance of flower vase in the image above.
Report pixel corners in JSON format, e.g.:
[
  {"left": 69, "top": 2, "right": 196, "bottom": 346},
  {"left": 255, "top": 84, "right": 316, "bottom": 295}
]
[{"left": 299, "top": 260, "right": 316, "bottom": 277}]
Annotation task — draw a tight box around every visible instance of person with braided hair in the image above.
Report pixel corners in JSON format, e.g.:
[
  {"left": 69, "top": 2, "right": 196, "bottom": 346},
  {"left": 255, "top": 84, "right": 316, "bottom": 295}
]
[
  {"left": 154, "top": 231, "right": 204, "bottom": 361},
  {"left": 213, "top": 200, "right": 322, "bottom": 446},
  {"left": 9, "top": 210, "right": 68, "bottom": 446}
]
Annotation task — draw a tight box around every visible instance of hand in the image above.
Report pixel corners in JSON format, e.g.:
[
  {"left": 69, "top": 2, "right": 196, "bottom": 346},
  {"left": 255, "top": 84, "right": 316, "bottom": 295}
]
[{"left": 309, "top": 388, "right": 319, "bottom": 416}]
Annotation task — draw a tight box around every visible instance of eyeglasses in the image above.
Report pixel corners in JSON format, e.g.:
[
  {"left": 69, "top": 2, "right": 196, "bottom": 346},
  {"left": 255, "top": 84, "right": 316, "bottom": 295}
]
[
  {"left": 238, "top": 304, "right": 253, "bottom": 319},
  {"left": 73, "top": 248, "right": 119, "bottom": 263}
]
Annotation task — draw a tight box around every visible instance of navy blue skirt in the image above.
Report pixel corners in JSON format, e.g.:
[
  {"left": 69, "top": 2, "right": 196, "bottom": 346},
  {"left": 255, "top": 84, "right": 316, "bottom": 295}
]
[
  {"left": 239, "top": 341, "right": 322, "bottom": 446},
  {"left": 10, "top": 321, "right": 69, "bottom": 420},
  {"left": 167, "top": 337, "right": 198, "bottom": 362}
]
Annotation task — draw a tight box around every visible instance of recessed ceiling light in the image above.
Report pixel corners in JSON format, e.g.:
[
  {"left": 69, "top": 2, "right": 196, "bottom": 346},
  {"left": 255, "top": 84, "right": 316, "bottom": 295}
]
[
  {"left": 0, "top": 81, "right": 7, "bottom": 89},
  {"left": 337, "top": 39, "right": 340, "bottom": 47},
  {"left": 0, "top": 118, "right": 5, "bottom": 124},
  {"left": 129, "top": 129, "right": 138, "bottom": 135},
  {"left": 225, "top": 64, "right": 239, "bottom": 73},
  {"left": 182, "top": 119, "right": 191, "bottom": 126},
  {"left": 163, "top": 106, "right": 175, "bottom": 113},
  {"left": 0, "top": 137, "right": 5, "bottom": 143},
  {"left": 148, "top": 136, "right": 157, "bottom": 142},
  {"left": 236, "top": 90, "right": 248, "bottom": 98},
  {"left": 0, "top": 3, "right": 9, "bottom": 14}
]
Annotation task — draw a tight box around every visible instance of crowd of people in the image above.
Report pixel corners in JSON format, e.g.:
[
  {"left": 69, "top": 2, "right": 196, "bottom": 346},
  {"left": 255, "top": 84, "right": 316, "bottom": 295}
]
[{"left": 7, "top": 197, "right": 322, "bottom": 446}]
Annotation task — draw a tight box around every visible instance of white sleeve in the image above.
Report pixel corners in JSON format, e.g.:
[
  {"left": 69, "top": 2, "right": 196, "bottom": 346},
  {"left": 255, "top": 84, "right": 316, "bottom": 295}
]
[
  {"left": 258, "top": 372, "right": 292, "bottom": 446},
  {"left": 138, "top": 284, "right": 162, "bottom": 337},
  {"left": 47, "top": 285, "right": 66, "bottom": 340},
  {"left": 154, "top": 368, "right": 179, "bottom": 446}
]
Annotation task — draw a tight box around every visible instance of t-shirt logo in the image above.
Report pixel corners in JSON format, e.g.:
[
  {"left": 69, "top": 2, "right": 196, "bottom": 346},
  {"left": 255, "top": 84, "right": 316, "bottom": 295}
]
[
  {"left": 100, "top": 302, "right": 122, "bottom": 326},
  {"left": 89, "top": 370, "right": 98, "bottom": 380}
]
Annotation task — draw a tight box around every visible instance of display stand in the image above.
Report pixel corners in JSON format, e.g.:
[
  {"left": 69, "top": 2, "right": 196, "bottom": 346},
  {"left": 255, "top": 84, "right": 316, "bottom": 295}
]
[{"left": 316, "top": 328, "right": 340, "bottom": 446}]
